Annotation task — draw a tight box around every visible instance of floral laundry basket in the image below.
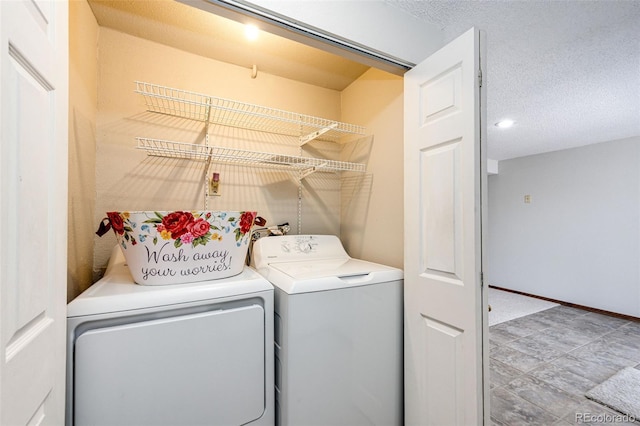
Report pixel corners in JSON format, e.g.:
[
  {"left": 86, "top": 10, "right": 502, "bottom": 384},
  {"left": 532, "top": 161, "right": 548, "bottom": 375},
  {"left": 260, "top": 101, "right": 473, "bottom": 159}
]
[{"left": 97, "top": 210, "right": 257, "bottom": 285}]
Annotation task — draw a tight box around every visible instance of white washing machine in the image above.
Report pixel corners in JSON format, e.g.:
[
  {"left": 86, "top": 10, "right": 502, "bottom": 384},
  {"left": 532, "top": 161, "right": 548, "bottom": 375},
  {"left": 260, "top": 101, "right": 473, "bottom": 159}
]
[
  {"left": 251, "top": 235, "right": 403, "bottom": 426},
  {"left": 66, "top": 246, "right": 274, "bottom": 426}
]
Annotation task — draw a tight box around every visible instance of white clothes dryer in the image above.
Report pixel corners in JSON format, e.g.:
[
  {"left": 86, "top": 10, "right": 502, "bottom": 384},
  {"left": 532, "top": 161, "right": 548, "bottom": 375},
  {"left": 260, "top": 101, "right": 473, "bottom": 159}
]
[
  {"left": 66, "top": 246, "right": 274, "bottom": 426},
  {"left": 251, "top": 235, "right": 403, "bottom": 426}
]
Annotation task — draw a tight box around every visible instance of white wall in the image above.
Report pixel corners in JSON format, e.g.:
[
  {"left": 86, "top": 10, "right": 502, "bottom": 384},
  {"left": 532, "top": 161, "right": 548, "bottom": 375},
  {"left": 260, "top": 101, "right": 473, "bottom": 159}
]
[
  {"left": 487, "top": 137, "right": 640, "bottom": 317},
  {"left": 244, "top": 0, "right": 443, "bottom": 64}
]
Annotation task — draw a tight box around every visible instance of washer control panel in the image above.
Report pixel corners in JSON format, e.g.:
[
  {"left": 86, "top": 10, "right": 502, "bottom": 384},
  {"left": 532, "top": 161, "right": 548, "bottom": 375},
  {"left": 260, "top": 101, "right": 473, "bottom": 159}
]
[
  {"left": 280, "top": 236, "right": 319, "bottom": 254},
  {"left": 252, "top": 235, "right": 349, "bottom": 268}
]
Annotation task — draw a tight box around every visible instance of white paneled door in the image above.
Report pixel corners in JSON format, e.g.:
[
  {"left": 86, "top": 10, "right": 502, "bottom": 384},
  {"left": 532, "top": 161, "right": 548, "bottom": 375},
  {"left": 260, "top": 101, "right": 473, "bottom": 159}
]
[
  {"left": 0, "top": 1, "right": 68, "bottom": 425},
  {"left": 404, "top": 28, "right": 488, "bottom": 425}
]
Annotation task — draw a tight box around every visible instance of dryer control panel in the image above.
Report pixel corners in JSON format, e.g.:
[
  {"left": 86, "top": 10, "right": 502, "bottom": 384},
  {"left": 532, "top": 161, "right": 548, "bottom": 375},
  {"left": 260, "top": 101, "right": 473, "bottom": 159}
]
[{"left": 252, "top": 235, "right": 349, "bottom": 268}]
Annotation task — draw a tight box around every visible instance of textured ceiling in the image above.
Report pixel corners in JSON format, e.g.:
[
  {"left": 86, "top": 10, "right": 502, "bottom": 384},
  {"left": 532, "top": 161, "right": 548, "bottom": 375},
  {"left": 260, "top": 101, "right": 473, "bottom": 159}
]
[
  {"left": 88, "top": 0, "right": 640, "bottom": 161},
  {"left": 386, "top": 0, "right": 640, "bottom": 160}
]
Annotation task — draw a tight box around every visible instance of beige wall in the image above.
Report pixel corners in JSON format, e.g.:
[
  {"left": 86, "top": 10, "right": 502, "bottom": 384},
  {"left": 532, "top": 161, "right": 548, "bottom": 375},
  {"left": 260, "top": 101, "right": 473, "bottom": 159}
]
[
  {"left": 68, "top": 0, "right": 98, "bottom": 301},
  {"left": 93, "top": 28, "right": 346, "bottom": 275},
  {"left": 68, "top": 10, "right": 405, "bottom": 294},
  {"left": 340, "top": 68, "right": 404, "bottom": 269}
]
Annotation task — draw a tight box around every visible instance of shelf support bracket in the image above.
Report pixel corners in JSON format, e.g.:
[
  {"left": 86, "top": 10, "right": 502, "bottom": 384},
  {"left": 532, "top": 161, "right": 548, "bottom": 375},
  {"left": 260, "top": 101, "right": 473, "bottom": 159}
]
[
  {"left": 203, "top": 146, "right": 214, "bottom": 210},
  {"left": 300, "top": 167, "right": 316, "bottom": 180},
  {"left": 299, "top": 162, "right": 328, "bottom": 180},
  {"left": 204, "top": 97, "right": 213, "bottom": 135},
  {"left": 203, "top": 96, "right": 213, "bottom": 210},
  {"left": 299, "top": 123, "right": 338, "bottom": 146}
]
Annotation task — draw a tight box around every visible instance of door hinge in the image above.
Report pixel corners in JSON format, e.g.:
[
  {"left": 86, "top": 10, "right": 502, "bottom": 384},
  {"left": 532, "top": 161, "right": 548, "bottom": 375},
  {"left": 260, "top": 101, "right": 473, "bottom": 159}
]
[
  {"left": 478, "top": 68, "right": 483, "bottom": 87},
  {"left": 480, "top": 272, "right": 484, "bottom": 287}
]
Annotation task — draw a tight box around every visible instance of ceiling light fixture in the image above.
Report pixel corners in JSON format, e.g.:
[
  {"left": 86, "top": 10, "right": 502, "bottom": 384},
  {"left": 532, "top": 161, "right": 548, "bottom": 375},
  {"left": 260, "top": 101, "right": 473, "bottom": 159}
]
[
  {"left": 245, "top": 24, "right": 259, "bottom": 41},
  {"left": 495, "top": 119, "right": 514, "bottom": 128}
]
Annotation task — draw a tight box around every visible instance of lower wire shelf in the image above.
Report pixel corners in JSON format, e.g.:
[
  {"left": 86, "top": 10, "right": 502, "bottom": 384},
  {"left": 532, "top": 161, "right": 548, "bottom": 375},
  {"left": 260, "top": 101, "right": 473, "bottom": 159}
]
[
  {"left": 135, "top": 138, "right": 211, "bottom": 160},
  {"left": 136, "top": 137, "right": 366, "bottom": 175}
]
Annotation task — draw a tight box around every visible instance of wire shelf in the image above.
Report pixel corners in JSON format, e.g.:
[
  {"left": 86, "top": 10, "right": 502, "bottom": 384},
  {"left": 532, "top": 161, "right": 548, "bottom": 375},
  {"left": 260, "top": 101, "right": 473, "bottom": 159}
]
[
  {"left": 210, "top": 146, "right": 366, "bottom": 173},
  {"left": 135, "top": 81, "right": 366, "bottom": 143},
  {"left": 136, "top": 138, "right": 365, "bottom": 174},
  {"left": 136, "top": 138, "right": 211, "bottom": 160},
  {"left": 135, "top": 81, "right": 211, "bottom": 122}
]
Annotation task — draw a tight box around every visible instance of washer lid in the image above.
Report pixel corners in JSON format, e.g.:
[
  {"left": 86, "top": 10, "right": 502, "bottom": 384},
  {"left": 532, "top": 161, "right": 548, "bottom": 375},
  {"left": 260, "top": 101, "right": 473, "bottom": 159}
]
[
  {"left": 68, "top": 246, "right": 273, "bottom": 318},
  {"left": 270, "top": 258, "right": 385, "bottom": 280},
  {"left": 264, "top": 258, "right": 403, "bottom": 294}
]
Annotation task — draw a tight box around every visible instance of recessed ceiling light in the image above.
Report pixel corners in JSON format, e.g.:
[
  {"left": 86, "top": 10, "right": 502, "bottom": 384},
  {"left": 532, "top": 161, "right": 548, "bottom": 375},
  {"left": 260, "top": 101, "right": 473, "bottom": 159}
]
[
  {"left": 245, "top": 24, "right": 259, "bottom": 41},
  {"left": 495, "top": 119, "right": 514, "bottom": 128}
]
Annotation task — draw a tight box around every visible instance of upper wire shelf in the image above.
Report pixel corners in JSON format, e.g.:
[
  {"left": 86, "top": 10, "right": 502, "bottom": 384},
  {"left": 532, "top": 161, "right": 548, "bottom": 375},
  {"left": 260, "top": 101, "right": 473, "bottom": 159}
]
[
  {"left": 135, "top": 81, "right": 366, "bottom": 144},
  {"left": 136, "top": 138, "right": 366, "bottom": 176}
]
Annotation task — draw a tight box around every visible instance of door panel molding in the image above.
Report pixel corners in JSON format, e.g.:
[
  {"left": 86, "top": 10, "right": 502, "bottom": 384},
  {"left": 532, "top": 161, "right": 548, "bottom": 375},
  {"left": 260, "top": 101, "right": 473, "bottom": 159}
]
[{"left": 404, "top": 27, "right": 487, "bottom": 425}]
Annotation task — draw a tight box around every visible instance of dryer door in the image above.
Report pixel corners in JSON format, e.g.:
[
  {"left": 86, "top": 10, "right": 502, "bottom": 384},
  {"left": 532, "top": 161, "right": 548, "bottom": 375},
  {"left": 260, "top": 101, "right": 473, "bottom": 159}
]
[{"left": 73, "top": 304, "right": 265, "bottom": 426}]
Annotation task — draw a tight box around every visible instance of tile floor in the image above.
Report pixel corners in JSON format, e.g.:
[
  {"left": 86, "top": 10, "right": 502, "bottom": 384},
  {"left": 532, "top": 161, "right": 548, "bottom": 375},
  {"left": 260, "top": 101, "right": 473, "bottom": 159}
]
[{"left": 490, "top": 304, "right": 640, "bottom": 425}]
